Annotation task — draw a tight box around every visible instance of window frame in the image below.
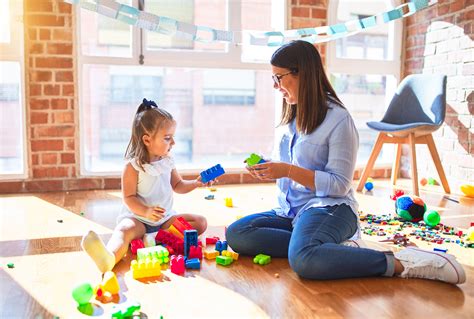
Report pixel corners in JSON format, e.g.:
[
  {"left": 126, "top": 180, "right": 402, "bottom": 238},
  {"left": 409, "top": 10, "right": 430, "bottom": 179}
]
[
  {"left": 76, "top": 0, "right": 287, "bottom": 176},
  {"left": 0, "top": 0, "right": 27, "bottom": 180}
]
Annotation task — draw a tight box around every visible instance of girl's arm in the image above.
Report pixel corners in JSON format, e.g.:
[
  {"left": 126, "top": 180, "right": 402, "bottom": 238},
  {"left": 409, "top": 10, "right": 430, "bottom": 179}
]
[
  {"left": 122, "top": 163, "right": 164, "bottom": 221},
  {"left": 171, "top": 169, "right": 209, "bottom": 194}
]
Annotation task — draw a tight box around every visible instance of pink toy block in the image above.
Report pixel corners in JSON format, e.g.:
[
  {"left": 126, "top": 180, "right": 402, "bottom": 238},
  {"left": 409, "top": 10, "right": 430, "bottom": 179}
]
[
  {"left": 130, "top": 239, "right": 145, "bottom": 254},
  {"left": 188, "top": 245, "right": 202, "bottom": 259},
  {"left": 206, "top": 236, "right": 219, "bottom": 245},
  {"left": 170, "top": 255, "right": 185, "bottom": 275}
]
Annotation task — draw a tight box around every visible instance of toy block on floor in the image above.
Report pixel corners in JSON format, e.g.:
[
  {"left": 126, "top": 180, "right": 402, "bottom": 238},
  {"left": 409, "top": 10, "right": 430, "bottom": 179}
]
[
  {"left": 245, "top": 153, "right": 266, "bottom": 166},
  {"left": 130, "top": 239, "right": 145, "bottom": 254},
  {"left": 206, "top": 236, "right": 219, "bottom": 245},
  {"left": 224, "top": 197, "right": 233, "bottom": 207},
  {"left": 111, "top": 301, "right": 141, "bottom": 319},
  {"left": 131, "top": 258, "right": 161, "bottom": 279},
  {"left": 156, "top": 229, "right": 184, "bottom": 255},
  {"left": 221, "top": 250, "right": 239, "bottom": 260},
  {"left": 253, "top": 254, "right": 271, "bottom": 265},
  {"left": 185, "top": 258, "right": 201, "bottom": 269},
  {"left": 200, "top": 164, "right": 225, "bottom": 183},
  {"left": 216, "top": 255, "right": 233, "bottom": 266},
  {"left": 215, "top": 240, "right": 228, "bottom": 254},
  {"left": 137, "top": 245, "right": 170, "bottom": 264},
  {"left": 188, "top": 245, "right": 202, "bottom": 259},
  {"left": 170, "top": 255, "right": 185, "bottom": 275},
  {"left": 184, "top": 230, "right": 198, "bottom": 257},
  {"left": 203, "top": 250, "right": 220, "bottom": 260},
  {"left": 168, "top": 225, "right": 184, "bottom": 239}
]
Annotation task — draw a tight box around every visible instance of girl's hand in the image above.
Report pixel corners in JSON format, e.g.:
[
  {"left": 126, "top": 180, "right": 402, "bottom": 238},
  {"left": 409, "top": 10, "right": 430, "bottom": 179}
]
[
  {"left": 194, "top": 175, "right": 216, "bottom": 188},
  {"left": 247, "top": 161, "right": 291, "bottom": 180},
  {"left": 145, "top": 206, "right": 165, "bottom": 222}
]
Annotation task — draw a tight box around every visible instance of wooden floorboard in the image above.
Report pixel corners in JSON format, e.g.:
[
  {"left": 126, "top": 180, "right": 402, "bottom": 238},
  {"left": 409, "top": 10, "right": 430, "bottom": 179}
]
[{"left": 1, "top": 179, "right": 473, "bottom": 318}]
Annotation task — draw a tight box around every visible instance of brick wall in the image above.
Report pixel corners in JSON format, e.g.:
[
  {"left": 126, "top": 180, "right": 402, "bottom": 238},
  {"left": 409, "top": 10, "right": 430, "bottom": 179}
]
[{"left": 402, "top": 0, "right": 473, "bottom": 191}]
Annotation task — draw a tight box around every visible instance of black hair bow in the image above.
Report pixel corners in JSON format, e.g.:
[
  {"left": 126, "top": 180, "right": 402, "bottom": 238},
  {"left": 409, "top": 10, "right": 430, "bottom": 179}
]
[{"left": 142, "top": 98, "right": 158, "bottom": 108}]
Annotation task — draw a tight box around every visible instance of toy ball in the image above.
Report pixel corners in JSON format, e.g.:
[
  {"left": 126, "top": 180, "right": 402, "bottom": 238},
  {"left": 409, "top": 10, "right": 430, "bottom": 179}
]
[
  {"left": 395, "top": 195, "right": 426, "bottom": 222},
  {"left": 364, "top": 181, "right": 374, "bottom": 191},
  {"left": 460, "top": 184, "right": 474, "bottom": 198},
  {"left": 423, "top": 210, "right": 440, "bottom": 227},
  {"left": 420, "top": 178, "right": 428, "bottom": 186}
]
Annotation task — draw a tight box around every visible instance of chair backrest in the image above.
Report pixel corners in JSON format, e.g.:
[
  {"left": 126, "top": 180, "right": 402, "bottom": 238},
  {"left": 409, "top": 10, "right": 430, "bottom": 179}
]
[{"left": 382, "top": 74, "right": 447, "bottom": 125}]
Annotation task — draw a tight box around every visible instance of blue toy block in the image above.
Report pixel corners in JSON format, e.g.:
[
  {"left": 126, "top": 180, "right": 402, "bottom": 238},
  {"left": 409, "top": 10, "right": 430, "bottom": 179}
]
[
  {"left": 215, "top": 240, "right": 228, "bottom": 254},
  {"left": 184, "top": 229, "right": 198, "bottom": 258},
  {"left": 185, "top": 258, "right": 201, "bottom": 269},
  {"left": 200, "top": 164, "right": 225, "bottom": 183},
  {"left": 434, "top": 247, "right": 448, "bottom": 253}
]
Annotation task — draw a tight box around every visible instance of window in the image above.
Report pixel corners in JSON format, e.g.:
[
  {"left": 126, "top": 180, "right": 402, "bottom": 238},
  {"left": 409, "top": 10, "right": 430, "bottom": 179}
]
[
  {"left": 328, "top": 0, "right": 402, "bottom": 165},
  {"left": 0, "top": 0, "right": 26, "bottom": 178},
  {"left": 78, "top": 0, "right": 285, "bottom": 174}
]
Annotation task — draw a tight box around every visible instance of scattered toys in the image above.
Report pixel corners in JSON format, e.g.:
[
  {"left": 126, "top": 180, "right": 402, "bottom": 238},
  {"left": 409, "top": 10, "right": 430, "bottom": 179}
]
[
  {"left": 170, "top": 255, "right": 185, "bottom": 275},
  {"left": 390, "top": 189, "right": 405, "bottom": 200},
  {"left": 95, "top": 271, "right": 120, "bottom": 296},
  {"left": 216, "top": 255, "right": 233, "bottom": 266},
  {"left": 364, "top": 178, "right": 374, "bottom": 191},
  {"left": 7, "top": 263, "right": 14, "bottom": 269},
  {"left": 427, "top": 177, "right": 437, "bottom": 185},
  {"left": 184, "top": 230, "right": 198, "bottom": 258},
  {"left": 253, "top": 254, "right": 271, "bottom": 265},
  {"left": 423, "top": 210, "right": 441, "bottom": 227},
  {"left": 420, "top": 177, "right": 428, "bottom": 186},
  {"left": 185, "top": 258, "right": 201, "bottom": 269},
  {"left": 205, "top": 236, "right": 219, "bottom": 245},
  {"left": 130, "top": 239, "right": 145, "bottom": 254},
  {"left": 433, "top": 247, "right": 448, "bottom": 253},
  {"left": 224, "top": 197, "right": 233, "bottom": 207},
  {"left": 72, "top": 283, "right": 93, "bottom": 305},
  {"left": 460, "top": 184, "right": 474, "bottom": 198},
  {"left": 245, "top": 153, "right": 266, "bottom": 167},
  {"left": 111, "top": 301, "right": 141, "bottom": 319},
  {"left": 137, "top": 245, "right": 170, "bottom": 264},
  {"left": 131, "top": 258, "right": 162, "bottom": 279},
  {"left": 395, "top": 195, "right": 426, "bottom": 222},
  {"left": 221, "top": 250, "right": 239, "bottom": 260},
  {"left": 203, "top": 250, "right": 219, "bottom": 260},
  {"left": 204, "top": 194, "right": 215, "bottom": 200},
  {"left": 215, "top": 240, "right": 228, "bottom": 254},
  {"left": 188, "top": 245, "right": 203, "bottom": 260},
  {"left": 200, "top": 164, "right": 225, "bottom": 183}
]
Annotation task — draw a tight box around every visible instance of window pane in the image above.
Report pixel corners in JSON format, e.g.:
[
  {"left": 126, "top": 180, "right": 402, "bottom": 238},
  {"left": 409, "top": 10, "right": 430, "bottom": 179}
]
[
  {"left": 0, "top": 62, "right": 24, "bottom": 174},
  {"left": 331, "top": 73, "right": 397, "bottom": 163},
  {"left": 82, "top": 65, "right": 275, "bottom": 173},
  {"left": 145, "top": 0, "right": 225, "bottom": 52},
  {"left": 335, "top": 0, "right": 393, "bottom": 60},
  {"left": 80, "top": 1, "right": 133, "bottom": 57},
  {"left": 0, "top": 1, "right": 11, "bottom": 44}
]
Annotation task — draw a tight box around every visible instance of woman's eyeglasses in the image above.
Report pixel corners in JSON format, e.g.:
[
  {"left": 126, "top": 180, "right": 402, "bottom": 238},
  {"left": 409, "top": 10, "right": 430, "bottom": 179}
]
[{"left": 272, "top": 71, "right": 294, "bottom": 87}]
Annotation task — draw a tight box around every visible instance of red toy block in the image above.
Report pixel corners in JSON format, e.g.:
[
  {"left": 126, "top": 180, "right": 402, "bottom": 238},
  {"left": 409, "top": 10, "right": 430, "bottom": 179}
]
[
  {"left": 130, "top": 239, "right": 145, "bottom": 254},
  {"left": 206, "top": 236, "right": 220, "bottom": 245},
  {"left": 171, "top": 216, "right": 194, "bottom": 235},
  {"left": 156, "top": 229, "right": 184, "bottom": 255},
  {"left": 170, "top": 255, "right": 185, "bottom": 275},
  {"left": 188, "top": 245, "right": 203, "bottom": 260}
]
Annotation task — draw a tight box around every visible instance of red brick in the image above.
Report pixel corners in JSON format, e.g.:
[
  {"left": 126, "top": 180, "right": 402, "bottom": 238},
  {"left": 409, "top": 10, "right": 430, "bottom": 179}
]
[
  {"left": 35, "top": 125, "right": 74, "bottom": 138},
  {"left": 450, "top": 0, "right": 465, "bottom": 13},
  {"left": 44, "top": 84, "right": 61, "bottom": 96},
  {"left": 28, "top": 29, "right": 37, "bottom": 41},
  {"left": 36, "top": 57, "right": 73, "bottom": 69},
  {"left": 64, "top": 178, "right": 102, "bottom": 191},
  {"left": 65, "top": 139, "right": 75, "bottom": 151},
  {"left": 31, "top": 139, "right": 64, "bottom": 152},
  {"left": 58, "top": 2, "right": 72, "bottom": 13},
  {"left": 311, "top": 8, "right": 326, "bottom": 19},
  {"left": 30, "top": 98, "right": 50, "bottom": 110},
  {"left": 24, "top": 180, "right": 63, "bottom": 192},
  {"left": 292, "top": 7, "right": 310, "bottom": 18},
  {"left": 25, "top": 0, "right": 53, "bottom": 12},
  {"left": 438, "top": 4, "right": 450, "bottom": 16},
  {"left": 52, "top": 111, "right": 74, "bottom": 124},
  {"left": 104, "top": 178, "right": 122, "bottom": 189},
  {"left": 52, "top": 29, "right": 72, "bottom": 41},
  {"left": 62, "top": 84, "right": 74, "bottom": 96},
  {"left": 30, "top": 112, "right": 49, "bottom": 124},
  {"left": 55, "top": 71, "right": 73, "bottom": 82},
  {"left": 61, "top": 153, "right": 75, "bottom": 164},
  {"left": 51, "top": 98, "right": 68, "bottom": 109},
  {"left": 291, "top": 18, "right": 317, "bottom": 29},
  {"left": 30, "top": 71, "right": 52, "bottom": 82},
  {"left": 25, "top": 15, "right": 65, "bottom": 27},
  {"left": 29, "top": 84, "right": 42, "bottom": 96},
  {"left": 33, "top": 167, "right": 69, "bottom": 178},
  {"left": 32, "top": 154, "right": 39, "bottom": 165},
  {"left": 39, "top": 29, "right": 50, "bottom": 40},
  {"left": 47, "top": 43, "right": 73, "bottom": 55},
  {"left": 41, "top": 153, "right": 58, "bottom": 165},
  {"left": 0, "top": 182, "right": 24, "bottom": 194}
]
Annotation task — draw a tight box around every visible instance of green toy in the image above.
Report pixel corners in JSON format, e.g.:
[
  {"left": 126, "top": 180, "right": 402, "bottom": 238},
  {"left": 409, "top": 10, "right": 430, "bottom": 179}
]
[
  {"left": 111, "top": 301, "right": 141, "bottom": 318},
  {"left": 253, "top": 254, "right": 271, "bottom": 265},
  {"left": 423, "top": 210, "right": 440, "bottom": 227},
  {"left": 245, "top": 153, "right": 265, "bottom": 167},
  {"left": 216, "top": 255, "right": 233, "bottom": 266},
  {"left": 72, "top": 283, "right": 93, "bottom": 305}
]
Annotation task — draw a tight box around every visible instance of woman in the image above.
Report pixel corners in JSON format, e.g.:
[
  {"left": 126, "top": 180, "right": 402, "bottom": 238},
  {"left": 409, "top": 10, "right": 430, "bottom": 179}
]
[{"left": 225, "top": 40, "right": 465, "bottom": 284}]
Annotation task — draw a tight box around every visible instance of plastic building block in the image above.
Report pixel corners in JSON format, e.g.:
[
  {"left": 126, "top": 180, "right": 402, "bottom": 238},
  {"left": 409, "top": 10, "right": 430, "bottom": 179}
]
[
  {"left": 200, "top": 164, "right": 225, "bottom": 183},
  {"left": 95, "top": 271, "right": 120, "bottom": 296},
  {"left": 7, "top": 263, "right": 14, "bottom": 268},
  {"left": 460, "top": 184, "right": 474, "bottom": 198},
  {"left": 172, "top": 217, "right": 193, "bottom": 235},
  {"left": 245, "top": 153, "right": 266, "bottom": 166},
  {"left": 111, "top": 301, "right": 141, "bottom": 318},
  {"left": 434, "top": 247, "right": 448, "bottom": 253},
  {"left": 72, "top": 283, "right": 93, "bottom": 305},
  {"left": 253, "top": 254, "right": 271, "bottom": 265},
  {"left": 221, "top": 250, "right": 239, "bottom": 261},
  {"left": 170, "top": 255, "right": 185, "bottom": 275},
  {"left": 137, "top": 245, "right": 170, "bottom": 264},
  {"left": 131, "top": 258, "right": 161, "bottom": 279},
  {"left": 216, "top": 255, "right": 233, "bottom": 266},
  {"left": 130, "top": 239, "right": 145, "bottom": 254},
  {"left": 205, "top": 236, "right": 219, "bottom": 245},
  {"left": 208, "top": 187, "right": 217, "bottom": 192},
  {"left": 168, "top": 225, "right": 184, "bottom": 239},
  {"left": 224, "top": 197, "right": 233, "bottom": 207},
  {"left": 156, "top": 229, "right": 184, "bottom": 255},
  {"left": 184, "top": 229, "right": 198, "bottom": 258},
  {"left": 143, "top": 233, "right": 156, "bottom": 247},
  {"left": 205, "top": 194, "right": 215, "bottom": 200},
  {"left": 215, "top": 240, "right": 228, "bottom": 254},
  {"left": 203, "top": 250, "right": 220, "bottom": 260},
  {"left": 188, "top": 245, "right": 203, "bottom": 259},
  {"left": 185, "top": 258, "right": 201, "bottom": 269}
]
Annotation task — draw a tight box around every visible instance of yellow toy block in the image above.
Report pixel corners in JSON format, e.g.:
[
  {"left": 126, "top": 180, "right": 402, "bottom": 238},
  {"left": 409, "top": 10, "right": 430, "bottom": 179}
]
[
  {"left": 224, "top": 197, "right": 233, "bottom": 207},
  {"left": 131, "top": 258, "right": 161, "bottom": 279},
  {"left": 168, "top": 225, "right": 184, "bottom": 239},
  {"left": 221, "top": 250, "right": 239, "bottom": 261},
  {"left": 203, "top": 250, "right": 220, "bottom": 260}
]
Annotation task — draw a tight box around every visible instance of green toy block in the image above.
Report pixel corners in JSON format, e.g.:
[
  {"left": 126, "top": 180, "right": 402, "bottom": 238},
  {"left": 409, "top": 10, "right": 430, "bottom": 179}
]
[
  {"left": 245, "top": 153, "right": 265, "bottom": 167},
  {"left": 253, "top": 254, "right": 271, "bottom": 265},
  {"left": 137, "top": 245, "right": 169, "bottom": 264},
  {"left": 72, "top": 283, "right": 93, "bottom": 305},
  {"left": 216, "top": 255, "right": 233, "bottom": 266},
  {"left": 111, "top": 301, "right": 141, "bottom": 318}
]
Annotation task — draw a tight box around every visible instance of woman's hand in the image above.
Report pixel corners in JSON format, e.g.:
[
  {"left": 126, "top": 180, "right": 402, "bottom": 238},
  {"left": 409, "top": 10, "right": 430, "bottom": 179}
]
[
  {"left": 246, "top": 161, "right": 291, "bottom": 180},
  {"left": 144, "top": 206, "right": 166, "bottom": 222}
]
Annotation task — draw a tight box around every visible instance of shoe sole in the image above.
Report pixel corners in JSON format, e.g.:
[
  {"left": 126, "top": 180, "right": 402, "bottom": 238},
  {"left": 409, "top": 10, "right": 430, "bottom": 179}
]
[{"left": 407, "top": 247, "right": 466, "bottom": 284}]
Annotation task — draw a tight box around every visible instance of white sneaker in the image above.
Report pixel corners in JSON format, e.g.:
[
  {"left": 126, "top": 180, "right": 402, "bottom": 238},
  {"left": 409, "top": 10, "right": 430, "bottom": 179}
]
[
  {"left": 341, "top": 239, "right": 368, "bottom": 248},
  {"left": 394, "top": 247, "right": 466, "bottom": 285}
]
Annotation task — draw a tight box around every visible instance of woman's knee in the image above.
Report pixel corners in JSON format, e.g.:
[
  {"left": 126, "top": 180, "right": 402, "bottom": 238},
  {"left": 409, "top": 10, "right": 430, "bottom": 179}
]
[
  {"left": 225, "top": 220, "right": 248, "bottom": 252},
  {"left": 288, "top": 245, "right": 329, "bottom": 280}
]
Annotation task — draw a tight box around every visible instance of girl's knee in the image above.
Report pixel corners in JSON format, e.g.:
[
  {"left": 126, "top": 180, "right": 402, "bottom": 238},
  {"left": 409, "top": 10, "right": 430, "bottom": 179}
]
[{"left": 196, "top": 215, "right": 207, "bottom": 234}]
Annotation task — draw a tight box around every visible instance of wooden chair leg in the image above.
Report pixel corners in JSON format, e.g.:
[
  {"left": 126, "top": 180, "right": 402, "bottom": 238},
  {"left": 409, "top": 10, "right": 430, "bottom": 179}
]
[
  {"left": 391, "top": 143, "right": 402, "bottom": 186},
  {"left": 408, "top": 133, "right": 419, "bottom": 196},
  {"left": 425, "top": 134, "right": 451, "bottom": 194},
  {"left": 357, "top": 133, "right": 385, "bottom": 192}
]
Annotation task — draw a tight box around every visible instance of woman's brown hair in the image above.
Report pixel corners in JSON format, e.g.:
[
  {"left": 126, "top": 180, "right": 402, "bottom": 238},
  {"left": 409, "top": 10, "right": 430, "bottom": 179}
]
[
  {"left": 270, "top": 40, "right": 344, "bottom": 135},
  {"left": 124, "top": 98, "right": 174, "bottom": 170}
]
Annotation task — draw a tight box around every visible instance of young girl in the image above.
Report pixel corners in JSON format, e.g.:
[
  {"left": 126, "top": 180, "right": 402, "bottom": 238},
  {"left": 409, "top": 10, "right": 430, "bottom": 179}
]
[{"left": 82, "top": 98, "right": 209, "bottom": 273}]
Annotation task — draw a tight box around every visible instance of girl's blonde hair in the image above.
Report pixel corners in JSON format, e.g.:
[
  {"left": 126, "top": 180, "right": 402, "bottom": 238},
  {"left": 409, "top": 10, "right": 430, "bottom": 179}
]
[{"left": 125, "top": 98, "right": 174, "bottom": 170}]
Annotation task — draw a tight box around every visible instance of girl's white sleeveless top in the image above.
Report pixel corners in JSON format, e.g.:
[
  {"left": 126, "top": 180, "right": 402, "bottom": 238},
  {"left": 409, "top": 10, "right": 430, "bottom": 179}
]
[{"left": 117, "top": 156, "right": 176, "bottom": 227}]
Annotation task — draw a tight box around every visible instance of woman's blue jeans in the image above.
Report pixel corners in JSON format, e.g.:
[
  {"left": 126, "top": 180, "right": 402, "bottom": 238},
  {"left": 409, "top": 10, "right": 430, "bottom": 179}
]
[{"left": 226, "top": 204, "right": 394, "bottom": 280}]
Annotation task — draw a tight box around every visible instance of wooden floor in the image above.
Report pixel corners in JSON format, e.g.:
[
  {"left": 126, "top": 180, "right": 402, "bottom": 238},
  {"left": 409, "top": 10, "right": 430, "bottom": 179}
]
[{"left": 1, "top": 179, "right": 473, "bottom": 318}]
